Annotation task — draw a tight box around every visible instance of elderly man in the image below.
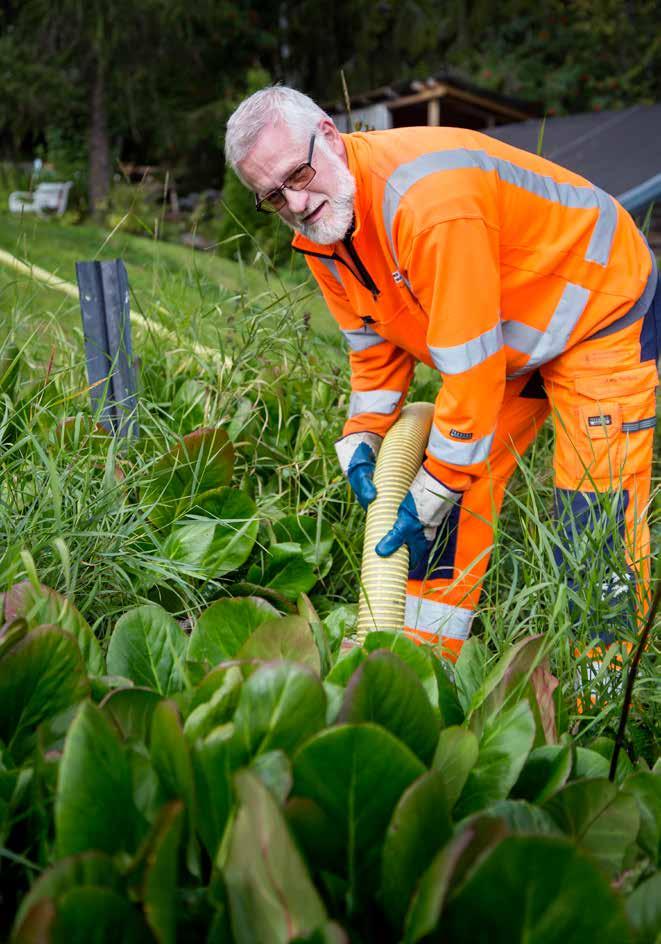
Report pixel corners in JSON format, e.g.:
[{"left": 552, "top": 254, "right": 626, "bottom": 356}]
[{"left": 225, "top": 85, "right": 658, "bottom": 662}]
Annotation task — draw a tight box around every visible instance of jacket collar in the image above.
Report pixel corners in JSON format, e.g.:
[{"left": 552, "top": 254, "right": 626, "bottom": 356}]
[{"left": 291, "top": 133, "right": 371, "bottom": 256}]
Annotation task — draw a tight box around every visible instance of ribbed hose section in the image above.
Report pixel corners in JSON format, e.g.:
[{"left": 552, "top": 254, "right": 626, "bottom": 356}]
[{"left": 357, "top": 402, "right": 434, "bottom": 641}]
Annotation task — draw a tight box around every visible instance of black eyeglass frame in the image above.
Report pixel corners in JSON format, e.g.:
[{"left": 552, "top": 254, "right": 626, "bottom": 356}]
[{"left": 254, "top": 134, "right": 317, "bottom": 214}]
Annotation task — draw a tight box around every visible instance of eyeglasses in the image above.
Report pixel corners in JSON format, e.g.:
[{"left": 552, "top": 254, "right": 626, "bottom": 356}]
[{"left": 255, "top": 134, "right": 316, "bottom": 214}]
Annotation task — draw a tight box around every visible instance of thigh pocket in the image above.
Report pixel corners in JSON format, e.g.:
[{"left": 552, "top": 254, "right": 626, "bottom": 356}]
[{"left": 571, "top": 363, "right": 658, "bottom": 482}]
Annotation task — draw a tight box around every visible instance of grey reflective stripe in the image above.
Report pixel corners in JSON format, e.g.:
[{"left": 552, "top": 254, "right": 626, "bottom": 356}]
[
  {"left": 349, "top": 389, "right": 401, "bottom": 417},
  {"left": 428, "top": 424, "right": 494, "bottom": 466},
  {"left": 342, "top": 326, "right": 387, "bottom": 351},
  {"left": 383, "top": 148, "right": 616, "bottom": 269},
  {"left": 502, "top": 319, "right": 543, "bottom": 354},
  {"left": 404, "top": 594, "right": 473, "bottom": 640},
  {"left": 588, "top": 188, "right": 618, "bottom": 265},
  {"left": 318, "top": 255, "right": 342, "bottom": 286},
  {"left": 507, "top": 282, "right": 590, "bottom": 377},
  {"left": 622, "top": 417, "right": 656, "bottom": 432},
  {"left": 589, "top": 246, "right": 658, "bottom": 341},
  {"left": 429, "top": 322, "right": 503, "bottom": 375}
]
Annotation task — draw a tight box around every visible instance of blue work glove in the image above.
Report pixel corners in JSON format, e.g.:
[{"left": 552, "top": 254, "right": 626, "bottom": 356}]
[
  {"left": 335, "top": 432, "right": 383, "bottom": 510},
  {"left": 375, "top": 465, "right": 462, "bottom": 570}
]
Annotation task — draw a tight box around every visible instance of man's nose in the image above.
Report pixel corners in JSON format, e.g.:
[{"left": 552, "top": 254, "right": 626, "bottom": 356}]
[{"left": 282, "top": 188, "right": 309, "bottom": 214}]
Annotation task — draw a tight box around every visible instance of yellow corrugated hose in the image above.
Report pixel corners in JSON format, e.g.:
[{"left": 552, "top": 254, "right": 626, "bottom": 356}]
[{"left": 356, "top": 402, "right": 434, "bottom": 641}]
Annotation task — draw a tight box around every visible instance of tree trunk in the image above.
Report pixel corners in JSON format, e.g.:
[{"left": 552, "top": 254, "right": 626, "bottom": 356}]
[{"left": 88, "top": 59, "right": 110, "bottom": 222}]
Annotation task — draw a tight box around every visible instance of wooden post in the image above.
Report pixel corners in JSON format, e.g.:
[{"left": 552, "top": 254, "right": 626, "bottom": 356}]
[
  {"left": 427, "top": 97, "right": 440, "bottom": 126},
  {"left": 75, "top": 259, "right": 139, "bottom": 438}
]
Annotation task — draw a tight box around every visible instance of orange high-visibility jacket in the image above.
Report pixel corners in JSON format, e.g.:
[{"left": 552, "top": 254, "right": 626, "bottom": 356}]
[{"left": 292, "top": 127, "right": 655, "bottom": 493}]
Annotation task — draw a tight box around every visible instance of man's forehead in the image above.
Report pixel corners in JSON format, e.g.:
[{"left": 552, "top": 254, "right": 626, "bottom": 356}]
[{"left": 238, "top": 124, "right": 305, "bottom": 188}]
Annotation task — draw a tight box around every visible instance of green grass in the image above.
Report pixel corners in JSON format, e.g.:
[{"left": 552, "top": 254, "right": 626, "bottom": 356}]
[{"left": 0, "top": 211, "right": 334, "bottom": 363}]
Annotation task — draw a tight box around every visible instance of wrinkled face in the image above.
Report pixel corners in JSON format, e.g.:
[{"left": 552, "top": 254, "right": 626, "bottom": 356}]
[{"left": 237, "top": 119, "right": 356, "bottom": 245}]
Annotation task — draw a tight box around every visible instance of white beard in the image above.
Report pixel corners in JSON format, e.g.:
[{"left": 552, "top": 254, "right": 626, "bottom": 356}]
[{"left": 288, "top": 147, "right": 356, "bottom": 245}]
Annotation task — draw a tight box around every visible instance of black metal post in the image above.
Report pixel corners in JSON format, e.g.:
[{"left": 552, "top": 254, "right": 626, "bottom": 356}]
[{"left": 75, "top": 259, "right": 138, "bottom": 437}]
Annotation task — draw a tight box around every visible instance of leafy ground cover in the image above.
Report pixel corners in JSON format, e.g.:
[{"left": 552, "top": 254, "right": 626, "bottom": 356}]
[{"left": 0, "top": 214, "right": 659, "bottom": 941}]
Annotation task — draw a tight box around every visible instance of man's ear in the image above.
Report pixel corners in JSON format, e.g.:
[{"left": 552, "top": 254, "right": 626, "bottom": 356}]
[{"left": 319, "top": 117, "right": 348, "bottom": 163}]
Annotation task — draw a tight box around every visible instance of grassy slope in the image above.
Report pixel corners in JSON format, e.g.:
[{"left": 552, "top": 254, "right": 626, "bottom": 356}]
[{"left": 0, "top": 212, "right": 334, "bottom": 362}]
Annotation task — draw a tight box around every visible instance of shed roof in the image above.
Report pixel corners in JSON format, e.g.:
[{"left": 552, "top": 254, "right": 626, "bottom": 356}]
[
  {"left": 487, "top": 104, "right": 661, "bottom": 212},
  {"left": 326, "top": 69, "right": 540, "bottom": 123}
]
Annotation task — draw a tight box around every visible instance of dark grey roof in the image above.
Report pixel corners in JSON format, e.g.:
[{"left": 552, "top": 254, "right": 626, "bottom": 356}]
[{"left": 487, "top": 104, "right": 661, "bottom": 212}]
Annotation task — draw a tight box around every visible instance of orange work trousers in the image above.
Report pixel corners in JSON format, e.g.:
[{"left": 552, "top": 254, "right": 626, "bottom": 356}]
[{"left": 404, "top": 298, "right": 659, "bottom": 661}]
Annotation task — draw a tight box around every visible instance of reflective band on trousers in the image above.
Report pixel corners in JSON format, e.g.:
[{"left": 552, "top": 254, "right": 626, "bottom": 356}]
[
  {"left": 349, "top": 389, "right": 402, "bottom": 417},
  {"left": 382, "top": 148, "right": 617, "bottom": 269},
  {"left": 622, "top": 417, "right": 657, "bottom": 432},
  {"left": 342, "top": 326, "right": 387, "bottom": 351},
  {"left": 428, "top": 424, "right": 494, "bottom": 466},
  {"left": 429, "top": 322, "right": 503, "bottom": 374},
  {"left": 405, "top": 594, "right": 474, "bottom": 640}
]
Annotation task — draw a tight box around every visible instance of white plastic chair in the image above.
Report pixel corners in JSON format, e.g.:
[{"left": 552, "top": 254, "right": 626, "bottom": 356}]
[{"left": 8, "top": 182, "right": 73, "bottom": 217}]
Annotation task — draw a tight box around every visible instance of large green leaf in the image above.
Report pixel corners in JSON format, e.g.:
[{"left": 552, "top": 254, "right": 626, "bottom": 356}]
[
  {"left": 237, "top": 616, "right": 321, "bottom": 674},
  {"left": 272, "top": 515, "right": 334, "bottom": 567},
  {"left": 100, "top": 687, "right": 163, "bottom": 744},
  {"left": 150, "top": 701, "right": 197, "bottom": 874},
  {"left": 3, "top": 581, "right": 104, "bottom": 676},
  {"left": 187, "top": 597, "right": 279, "bottom": 667},
  {"left": 50, "top": 888, "right": 148, "bottom": 943},
  {"left": 363, "top": 631, "right": 440, "bottom": 711},
  {"left": 380, "top": 771, "right": 452, "bottom": 929},
  {"left": 325, "top": 646, "right": 364, "bottom": 686},
  {"left": 55, "top": 701, "right": 137, "bottom": 858},
  {"left": 107, "top": 605, "right": 188, "bottom": 695},
  {"left": 12, "top": 852, "right": 123, "bottom": 938},
  {"left": 455, "top": 699, "right": 536, "bottom": 818},
  {"left": 543, "top": 778, "right": 640, "bottom": 877},
  {"left": 626, "top": 872, "right": 661, "bottom": 944},
  {"left": 191, "top": 723, "right": 243, "bottom": 859},
  {"left": 128, "top": 800, "right": 184, "bottom": 944},
  {"left": 298, "top": 594, "right": 332, "bottom": 678},
  {"left": 292, "top": 724, "right": 425, "bottom": 901},
  {"left": 161, "top": 489, "right": 258, "bottom": 579},
  {"left": 430, "top": 656, "right": 464, "bottom": 728},
  {"left": 285, "top": 796, "right": 345, "bottom": 877},
  {"left": 623, "top": 771, "right": 661, "bottom": 864},
  {"left": 486, "top": 799, "right": 563, "bottom": 835},
  {"left": 143, "top": 426, "right": 235, "bottom": 529},
  {"left": 0, "top": 626, "right": 88, "bottom": 762},
  {"left": 403, "top": 816, "right": 507, "bottom": 944},
  {"left": 589, "top": 736, "right": 635, "bottom": 783},
  {"left": 233, "top": 661, "right": 326, "bottom": 758},
  {"left": 573, "top": 747, "right": 610, "bottom": 779},
  {"left": 511, "top": 744, "right": 574, "bottom": 804},
  {"left": 224, "top": 770, "right": 327, "bottom": 944},
  {"left": 253, "top": 542, "right": 317, "bottom": 599},
  {"left": 338, "top": 650, "right": 439, "bottom": 763},
  {"left": 441, "top": 836, "right": 633, "bottom": 943},
  {"left": 432, "top": 725, "right": 479, "bottom": 810},
  {"left": 184, "top": 665, "right": 243, "bottom": 743},
  {"left": 251, "top": 750, "right": 293, "bottom": 805},
  {"left": 453, "top": 637, "right": 490, "bottom": 715},
  {"left": 467, "top": 634, "right": 546, "bottom": 726}
]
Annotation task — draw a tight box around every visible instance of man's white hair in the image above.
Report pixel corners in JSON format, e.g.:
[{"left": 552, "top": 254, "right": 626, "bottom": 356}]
[{"left": 225, "top": 85, "right": 331, "bottom": 170}]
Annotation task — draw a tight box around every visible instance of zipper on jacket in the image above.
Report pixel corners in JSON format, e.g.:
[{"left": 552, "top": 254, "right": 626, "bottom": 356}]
[
  {"left": 342, "top": 235, "right": 380, "bottom": 300},
  {"left": 292, "top": 241, "right": 381, "bottom": 299}
]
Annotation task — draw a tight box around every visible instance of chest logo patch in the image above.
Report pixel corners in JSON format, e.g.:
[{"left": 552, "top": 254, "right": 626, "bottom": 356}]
[{"left": 450, "top": 429, "right": 473, "bottom": 441}]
